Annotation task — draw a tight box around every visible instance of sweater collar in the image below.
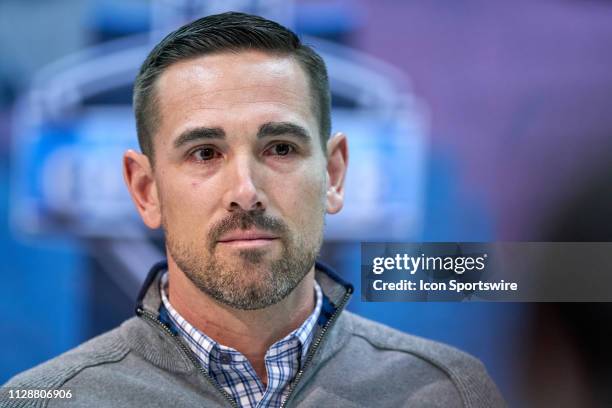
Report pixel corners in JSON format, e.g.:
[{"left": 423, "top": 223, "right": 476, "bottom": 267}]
[{"left": 125, "top": 260, "right": 354, "bottom": 377}]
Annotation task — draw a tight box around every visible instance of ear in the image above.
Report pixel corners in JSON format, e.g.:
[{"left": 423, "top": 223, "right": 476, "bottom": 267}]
[
  {"left": 325, "top": 132, "right": 349, "bottom": 214},
  {"left": 123, "top": 149, "right": 161, "bottom": 229}
]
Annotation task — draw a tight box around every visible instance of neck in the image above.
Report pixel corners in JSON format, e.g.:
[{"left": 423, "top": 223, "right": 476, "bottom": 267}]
[{"left": 166, "top": 256, "right": 316, "bottom": 384}]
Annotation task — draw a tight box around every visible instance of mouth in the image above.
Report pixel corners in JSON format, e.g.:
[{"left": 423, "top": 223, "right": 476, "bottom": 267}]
[{"left": 217, "top": 229, "right": 280, "bottom": 249}]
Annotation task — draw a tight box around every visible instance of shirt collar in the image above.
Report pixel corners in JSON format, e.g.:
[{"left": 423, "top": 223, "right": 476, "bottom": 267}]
[{"left": 159, "top": 271, "right": 323, "bottom": 372}]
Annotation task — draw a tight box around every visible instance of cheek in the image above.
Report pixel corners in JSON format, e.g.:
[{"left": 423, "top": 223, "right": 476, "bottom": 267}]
[
  {"left": 158, "top": 177, "right": 215, "bottom": 236},
  {"left": 277, "top": 170, "right": 326, "bottom": 229}
]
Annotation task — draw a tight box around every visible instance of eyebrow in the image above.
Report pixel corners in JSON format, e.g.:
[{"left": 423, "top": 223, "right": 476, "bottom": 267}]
[
  {"left": 173, "top": 127, "right": 225, "bottom": 149},
  {"left": 257, "top": 122, "right": 312, "bottom": 143},
  {"left": 172, "top": 121, "right": 311, "bottom": 149}
]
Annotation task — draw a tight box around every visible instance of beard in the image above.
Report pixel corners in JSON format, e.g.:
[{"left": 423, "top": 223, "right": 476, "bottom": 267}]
[{"left": 164, "top": 209, "right": 323, "bottom": 310}]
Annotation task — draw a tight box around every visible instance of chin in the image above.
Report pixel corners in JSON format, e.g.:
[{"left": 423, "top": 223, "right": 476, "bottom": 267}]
[{"left": 236, "top": 248, "right": 268, "bottom": 264}]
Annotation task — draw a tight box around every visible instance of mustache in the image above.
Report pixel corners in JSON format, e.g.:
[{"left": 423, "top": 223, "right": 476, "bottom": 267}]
[{"left": 208, "top": 210, "right": 288, "bottom": 247}]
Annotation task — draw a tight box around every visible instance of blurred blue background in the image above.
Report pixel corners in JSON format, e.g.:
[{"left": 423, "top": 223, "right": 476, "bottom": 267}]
[{"left": 2, "top": 1, "right": 612, "bottom": 406}]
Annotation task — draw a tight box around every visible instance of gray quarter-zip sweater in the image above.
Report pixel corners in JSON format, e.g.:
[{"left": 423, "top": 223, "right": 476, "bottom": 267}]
[{"left": 1, "top": 261, "right": 505, "bottom": 407}]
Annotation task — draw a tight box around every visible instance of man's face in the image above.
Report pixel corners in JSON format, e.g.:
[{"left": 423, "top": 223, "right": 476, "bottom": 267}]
[{"left": 148, "top": 51, "right": 330, "bottom": 309}]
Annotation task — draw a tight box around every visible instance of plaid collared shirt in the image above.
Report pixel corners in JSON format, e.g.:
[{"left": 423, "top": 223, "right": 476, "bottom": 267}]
[{"left": 159, "top": 273, "right": 323, "bottom": 408}]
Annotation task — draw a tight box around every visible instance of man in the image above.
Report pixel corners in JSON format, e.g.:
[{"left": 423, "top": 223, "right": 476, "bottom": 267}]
[{"left": 2, "top": 12, "right": 504, "bottom": 407}]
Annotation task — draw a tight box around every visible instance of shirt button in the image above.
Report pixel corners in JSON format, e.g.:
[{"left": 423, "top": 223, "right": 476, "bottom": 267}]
[{"left": 219, "top": 353, "right": 232, "bottom": 364}]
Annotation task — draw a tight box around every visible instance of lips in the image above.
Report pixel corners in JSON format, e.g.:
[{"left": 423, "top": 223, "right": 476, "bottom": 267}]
[{"left": 217, "top": 229, "right": 279, "bottom": 243}]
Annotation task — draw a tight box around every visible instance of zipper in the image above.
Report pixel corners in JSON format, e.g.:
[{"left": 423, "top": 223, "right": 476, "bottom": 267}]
[
  {"left": 137, "top": 307, "right": 239, "bottom": 408},
  {"left": 137, "top": 283, "right": 353, "bottom": 408},
  {"left": 279, "top": 288, "right": 353, "bottom": 408}
]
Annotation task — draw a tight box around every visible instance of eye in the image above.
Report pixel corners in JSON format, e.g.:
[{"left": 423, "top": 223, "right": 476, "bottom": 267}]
[
  {"left": 190, "top": 147, "right": 221, "bottom": 162},
  {"left": 267, "top": 143, "right": 295, "bottom": 156}
]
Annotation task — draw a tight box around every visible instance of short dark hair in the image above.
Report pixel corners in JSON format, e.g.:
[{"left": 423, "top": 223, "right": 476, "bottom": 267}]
[{"left": 133, "top": 11, "right": 331, "bottom": 163}]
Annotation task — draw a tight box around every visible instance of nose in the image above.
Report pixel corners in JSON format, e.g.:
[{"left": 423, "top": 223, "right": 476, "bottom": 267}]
[{"left": 222, "top": 154, "right": 266, "bottom": 212}]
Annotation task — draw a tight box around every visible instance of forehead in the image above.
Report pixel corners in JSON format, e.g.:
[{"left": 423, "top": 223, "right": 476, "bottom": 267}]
[{"left": 153, "top": 50, "right": 316, "bottom": 145}]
